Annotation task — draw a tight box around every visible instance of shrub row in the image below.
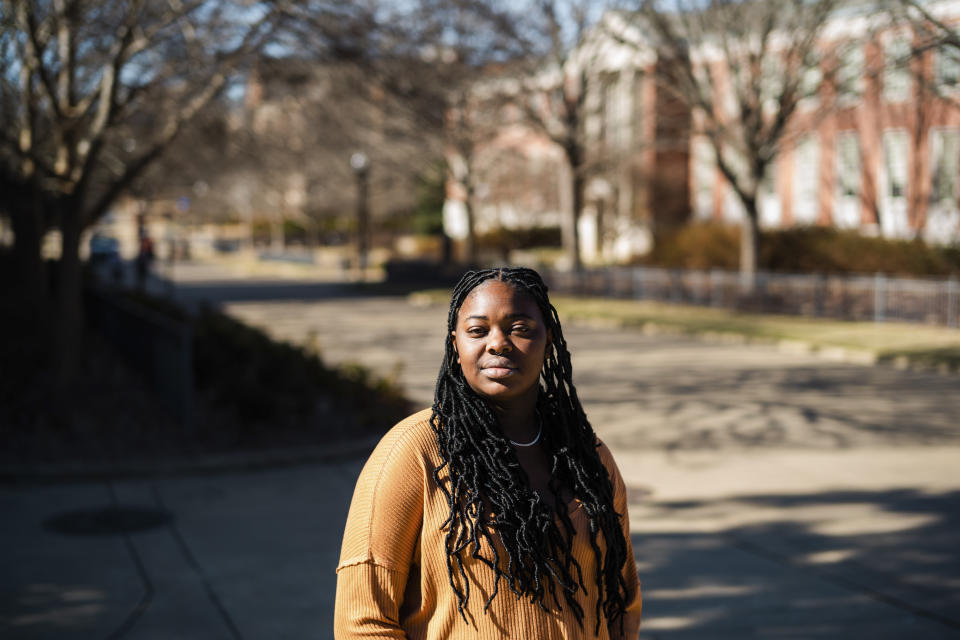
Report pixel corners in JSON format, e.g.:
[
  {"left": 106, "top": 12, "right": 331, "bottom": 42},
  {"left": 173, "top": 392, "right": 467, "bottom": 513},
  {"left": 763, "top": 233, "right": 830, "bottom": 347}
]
[
  {"left": 641, "top": 224, "right": 960, "bottom": 276},
  {"left": 117, "top": 291, "right": 411, "bottom": 449},
  {"left": 191, "top": 307, "right": 410, "bottom": 441}
]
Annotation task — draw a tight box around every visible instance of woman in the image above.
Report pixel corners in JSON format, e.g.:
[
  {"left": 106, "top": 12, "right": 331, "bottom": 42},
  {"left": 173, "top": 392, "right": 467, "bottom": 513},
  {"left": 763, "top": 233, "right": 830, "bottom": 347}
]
[{"left": 335, "top": 267, "right": 642, "bottom": 639}]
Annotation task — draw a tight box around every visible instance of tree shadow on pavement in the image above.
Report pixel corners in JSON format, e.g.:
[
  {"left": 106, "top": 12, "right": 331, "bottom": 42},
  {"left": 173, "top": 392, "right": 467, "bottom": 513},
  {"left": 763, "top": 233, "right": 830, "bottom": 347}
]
[
  {"left": 583, "top": 359, "right": 959, "bottom": 451},
  {"left": 632, "top": 488, "right": 960, "bottom": 639}
]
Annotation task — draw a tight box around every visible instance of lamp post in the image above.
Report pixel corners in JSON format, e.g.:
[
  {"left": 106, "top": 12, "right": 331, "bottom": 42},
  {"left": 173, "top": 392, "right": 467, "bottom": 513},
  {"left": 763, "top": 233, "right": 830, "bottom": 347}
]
[{"left": 350, "top": 151, "right": 369, "bottom": 279}]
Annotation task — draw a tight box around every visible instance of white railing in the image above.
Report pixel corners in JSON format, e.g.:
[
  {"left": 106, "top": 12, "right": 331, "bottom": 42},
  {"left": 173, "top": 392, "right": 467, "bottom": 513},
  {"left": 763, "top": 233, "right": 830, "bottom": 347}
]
[{"left": 545, "top": 267, "right": 960, "bottom": 327}]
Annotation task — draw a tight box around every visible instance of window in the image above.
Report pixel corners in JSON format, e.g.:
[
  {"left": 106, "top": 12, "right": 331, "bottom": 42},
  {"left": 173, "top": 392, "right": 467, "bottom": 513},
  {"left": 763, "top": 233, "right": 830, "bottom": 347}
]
[
  {"left": 927, "top": 128, "right": 960, "bottom": 243},
  {"left": 759, "top": 159, "right": 781, "bottom": 228},
  {"left": 837, "top": 45, "right": 864, "bottom": 104},
  {"left": 603, "top": 72, "right": 629, "bottom": 152},
  {"left": 883, "top": 131, "right": 907, "bottom": 199},
  {"left": 879, "top": 129, "right": 910, "bottom": 237},
  {"left": 883, "top": 39, "right": 911, "bottom": 102},
  {"left": 692, "top": 137, "right": 715, "bottom": 220},
  {"left": 936, "top": 48, "right": 960, "bottom": 92},
  {"left": 799, "top": 63, "right": 822, "bottom": 110},
  {"left": 632, "top": 70, "right": 645, "bottom": 146},
  {"left": 834, "top": 132, "right": 861, "bottom": 228},
  {"left": 930, "top": 129, "right": 959, "bottom": 206},
  {"left": 793, "top": 135, "right": 820, "bottom": 224}
]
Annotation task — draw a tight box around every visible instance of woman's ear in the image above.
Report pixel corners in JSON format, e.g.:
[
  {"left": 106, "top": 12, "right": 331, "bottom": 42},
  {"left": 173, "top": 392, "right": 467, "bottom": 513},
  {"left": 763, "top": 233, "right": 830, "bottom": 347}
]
[{"left": 451, "top": 331, "right": 460, "bottom": 364}]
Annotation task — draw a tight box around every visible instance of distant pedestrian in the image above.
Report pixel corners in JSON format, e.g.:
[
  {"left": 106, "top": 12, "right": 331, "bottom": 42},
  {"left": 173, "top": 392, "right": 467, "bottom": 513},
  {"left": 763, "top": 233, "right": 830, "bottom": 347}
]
[
  {"left": 136, "top": 236, "right": 154, "bottom": 290},
  {"left": 335, "top": 267, "right": 642, "bottom": 639}
]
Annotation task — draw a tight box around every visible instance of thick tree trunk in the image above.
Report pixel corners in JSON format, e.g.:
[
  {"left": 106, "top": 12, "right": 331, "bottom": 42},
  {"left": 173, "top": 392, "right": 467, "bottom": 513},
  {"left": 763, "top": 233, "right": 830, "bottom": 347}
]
[
  {"left": 463, "top": 205, "right": 476, "bottom": 264},
  {"left": 568, "top": 169, "right": 584, "bottom": 273},
  {"left": 463, "top": 194, "right": 476, "bottom": 265},
  {"left": 739, "top": 208, "right": 760, "bottom": 292},
  {"left": 9, "top": 206, "right": 47, "bottom": 315},
  {"left": 55, "top": 205, "right": 83, "bottom": 387}
]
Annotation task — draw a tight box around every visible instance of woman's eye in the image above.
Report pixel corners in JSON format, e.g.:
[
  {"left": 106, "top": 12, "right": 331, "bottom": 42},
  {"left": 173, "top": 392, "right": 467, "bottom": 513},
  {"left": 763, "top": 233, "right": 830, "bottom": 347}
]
[
  {"left": 466, "top": 327, "right": 486, "bottom": 336},
  {"left": 511, "top": 325, "right": 531, "bottom": 334}
]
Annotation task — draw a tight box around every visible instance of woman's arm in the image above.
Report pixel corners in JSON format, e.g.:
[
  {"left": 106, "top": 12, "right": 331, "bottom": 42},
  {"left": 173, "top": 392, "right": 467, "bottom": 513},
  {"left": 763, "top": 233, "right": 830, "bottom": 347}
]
[
  {"left": 334, "top": 422, "right": 426, "bottom": 639},
  {"left": 599, "top": 443, "right": 643, "bottom": 639},
  {"left": 334, "top": 562, "right": 409, "bottom": 638}
]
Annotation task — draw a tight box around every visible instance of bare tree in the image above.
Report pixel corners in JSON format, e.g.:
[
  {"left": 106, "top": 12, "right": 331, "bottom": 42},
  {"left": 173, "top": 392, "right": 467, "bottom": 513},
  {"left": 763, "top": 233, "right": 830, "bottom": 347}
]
[
  {"left": 0, "top": 0, "right": 287, "bottom": 381},
  {"left": 512, "top": 0, "right": 613, "bottom": 272},
  {"left": 621, "top": 0, "right": 852, "bottom": 287},
  {"left": 898, "top": 0, "right": 960, "bottom": 55},
  {"left": 387, "top": 0, "right": 539, "bottom": 265}
]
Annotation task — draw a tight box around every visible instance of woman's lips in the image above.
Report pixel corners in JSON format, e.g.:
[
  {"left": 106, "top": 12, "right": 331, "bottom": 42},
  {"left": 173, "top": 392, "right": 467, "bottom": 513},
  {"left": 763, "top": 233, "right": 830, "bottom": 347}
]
[{"left": 481, "top": 366, "right": 516, "bottom": 379}]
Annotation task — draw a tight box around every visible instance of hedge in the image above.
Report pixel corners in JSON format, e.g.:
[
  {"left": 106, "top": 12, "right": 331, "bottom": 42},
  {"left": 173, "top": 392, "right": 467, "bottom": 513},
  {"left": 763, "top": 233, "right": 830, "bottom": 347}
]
[{"left": 641, "top": 224, "right": 960, "bottom": 276}]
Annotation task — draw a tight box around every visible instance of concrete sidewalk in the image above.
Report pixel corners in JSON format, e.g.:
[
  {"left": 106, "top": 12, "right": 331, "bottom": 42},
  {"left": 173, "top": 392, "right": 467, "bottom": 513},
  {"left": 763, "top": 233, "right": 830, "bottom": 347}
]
[
  {"left": 2, "top": 444, "right": 959, "bottom": 639},
  {"left": 1, "top": 462, "right": 363, "bottom": 640}
]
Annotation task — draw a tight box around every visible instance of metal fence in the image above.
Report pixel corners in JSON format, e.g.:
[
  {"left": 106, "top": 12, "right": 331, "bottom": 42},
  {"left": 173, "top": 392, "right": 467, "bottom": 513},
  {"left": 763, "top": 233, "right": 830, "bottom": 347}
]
[
  {"left": 545, "top": 266, "right": 960, "bottom": 327},
  {"left": 86, "top": 289, "right": 194, "bottom": 428}
]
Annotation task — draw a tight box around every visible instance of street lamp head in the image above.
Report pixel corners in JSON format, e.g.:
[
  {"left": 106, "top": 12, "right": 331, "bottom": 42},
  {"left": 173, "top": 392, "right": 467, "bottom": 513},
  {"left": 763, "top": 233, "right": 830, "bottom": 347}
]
[{"left": 350, "top": 152, "right": 369, "bottom": 174}]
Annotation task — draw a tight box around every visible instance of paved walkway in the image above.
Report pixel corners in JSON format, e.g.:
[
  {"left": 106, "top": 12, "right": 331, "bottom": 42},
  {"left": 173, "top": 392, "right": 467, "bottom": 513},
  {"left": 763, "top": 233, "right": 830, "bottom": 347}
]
[{"left": 2, "top": 263, "right": 958, "bottom": 639}]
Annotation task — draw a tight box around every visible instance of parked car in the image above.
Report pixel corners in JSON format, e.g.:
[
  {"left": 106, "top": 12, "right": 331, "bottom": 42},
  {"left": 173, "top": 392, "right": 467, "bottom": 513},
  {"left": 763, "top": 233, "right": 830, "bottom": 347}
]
[
  {"left": 88, "top": 233, "right": 120, "bottom": 266},
  {"left": 90, "top": 233, "right": 120, "bottom": 264}
]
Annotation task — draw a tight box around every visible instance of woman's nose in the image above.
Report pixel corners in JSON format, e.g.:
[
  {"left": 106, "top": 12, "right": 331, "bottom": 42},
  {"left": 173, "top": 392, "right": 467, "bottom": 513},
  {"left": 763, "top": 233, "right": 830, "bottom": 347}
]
[{"left": 488, "top": 328, "right": 512, "bottom": 353}]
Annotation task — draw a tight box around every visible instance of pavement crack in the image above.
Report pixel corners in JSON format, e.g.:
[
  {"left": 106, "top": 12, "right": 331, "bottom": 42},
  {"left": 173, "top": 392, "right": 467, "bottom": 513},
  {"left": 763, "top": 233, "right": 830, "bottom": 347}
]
[
  {"left": 103, "top": 481, "right": 154, "bottom": 640},
  {"left": 151, "top": 483, "right": 245, "bottom": 640}
]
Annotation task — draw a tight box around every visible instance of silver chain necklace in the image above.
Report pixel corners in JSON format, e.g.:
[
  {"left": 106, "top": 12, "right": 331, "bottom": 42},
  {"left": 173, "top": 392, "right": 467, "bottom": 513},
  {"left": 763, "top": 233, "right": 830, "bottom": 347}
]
[{"left": 509, "top": 410, "right": 543, "bottom": 447}]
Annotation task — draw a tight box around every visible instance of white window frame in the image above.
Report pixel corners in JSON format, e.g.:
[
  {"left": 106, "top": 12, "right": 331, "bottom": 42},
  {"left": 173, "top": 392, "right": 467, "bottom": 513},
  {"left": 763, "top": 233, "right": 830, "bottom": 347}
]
[
  {"left": 834, "top": 132, "right": 861, "bottom": 229},
  {"left": 878, "top": 129, "right": 911, "bottom": 237},
  {"left": 883, "top": 38, "right": 912, "bottom": 103},
  {"left": 603, "top": 72, "right": 630, "bottom": 152},
  {"left": 798, "top": 64, "right": 822, "bottom": 112},
  {"left": 935, "top": 47, "right": 960, "bottom": 95},
  {"left": 926, "top": 127, "right": 960, "bottom": 244},
  {"left": 692, "top": 137, "right": 716, "bottom": 220},
  {"left": 759, "top": 159, "right": 781, "bottom": 228},
  {"left": 793, "top": 135, "right": 820, "bottom": 225},
  {"left": 837, "top": 45, "right": 864, "bottom": 106}
]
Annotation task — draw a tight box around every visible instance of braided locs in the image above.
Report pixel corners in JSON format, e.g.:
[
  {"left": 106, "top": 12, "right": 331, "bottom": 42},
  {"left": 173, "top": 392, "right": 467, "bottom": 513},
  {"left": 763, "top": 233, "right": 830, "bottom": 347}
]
[{"left": 430, "top": 267, "right": 629, "bottom": 634}]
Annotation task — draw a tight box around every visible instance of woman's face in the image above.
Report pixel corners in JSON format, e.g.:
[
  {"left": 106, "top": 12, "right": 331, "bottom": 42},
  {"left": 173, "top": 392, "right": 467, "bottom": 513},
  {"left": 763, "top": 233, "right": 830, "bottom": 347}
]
[{"left": 452, "top": 280, "right": 549, "bottom": 404}]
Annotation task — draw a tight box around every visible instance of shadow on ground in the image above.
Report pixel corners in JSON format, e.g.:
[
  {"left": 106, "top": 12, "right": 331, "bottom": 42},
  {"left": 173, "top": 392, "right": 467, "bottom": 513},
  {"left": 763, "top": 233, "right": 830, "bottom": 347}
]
[{"left": 634, "top": 487, "right": 960, "bottom": 639}]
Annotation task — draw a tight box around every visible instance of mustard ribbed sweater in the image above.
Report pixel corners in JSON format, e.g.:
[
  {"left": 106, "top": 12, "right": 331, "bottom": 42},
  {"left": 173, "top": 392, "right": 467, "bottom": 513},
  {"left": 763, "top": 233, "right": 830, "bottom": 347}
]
[{"left": 335, "top": 409, "right": 642, "bottom": 639}]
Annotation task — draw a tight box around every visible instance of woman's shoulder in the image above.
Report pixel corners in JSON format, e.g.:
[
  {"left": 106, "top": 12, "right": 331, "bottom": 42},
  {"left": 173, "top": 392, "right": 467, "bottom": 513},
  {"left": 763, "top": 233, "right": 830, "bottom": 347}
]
[
  {"left": 362, "top": 408, "right": 439, "bottom": 473},
  {"left": 594, "top": 436, "right": 615, "bottom": 466},
  {"left": 593, "top": 437, "right": 626, "bottom": 483},
  {"left": 377, "top": 407, "right": 437, "bottom": 449}
]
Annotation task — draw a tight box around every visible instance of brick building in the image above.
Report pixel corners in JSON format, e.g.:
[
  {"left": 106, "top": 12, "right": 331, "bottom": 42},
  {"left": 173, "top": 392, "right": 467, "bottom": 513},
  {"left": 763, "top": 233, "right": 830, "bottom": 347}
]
[{"left": 446, "top": 1, "right": 960, "bottom": 266}]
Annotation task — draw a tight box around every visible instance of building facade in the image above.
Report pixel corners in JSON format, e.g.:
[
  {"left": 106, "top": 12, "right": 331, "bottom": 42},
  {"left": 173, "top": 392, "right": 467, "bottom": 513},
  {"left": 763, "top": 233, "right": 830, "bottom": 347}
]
[{"left": 446, "top": 2, "right": 960, "bottom": 266}]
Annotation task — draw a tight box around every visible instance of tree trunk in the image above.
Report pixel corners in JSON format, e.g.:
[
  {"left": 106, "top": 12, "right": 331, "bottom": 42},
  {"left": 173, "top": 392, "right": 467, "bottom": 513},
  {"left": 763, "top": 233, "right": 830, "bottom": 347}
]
[
  {"left": 9, "top": 205, "right": 47, "bottom": 316},
  {"left": 739, "top": 208, "right": 760, "bottom": 292},
  {"left": 568, "top": 169, "right": 584, "bottom": 273},
  {"left": 463, "top": 195, "right": 476, "bottom": 265},
  {"left": 55, "top": 204, "right": 83, "bottom": 387}
]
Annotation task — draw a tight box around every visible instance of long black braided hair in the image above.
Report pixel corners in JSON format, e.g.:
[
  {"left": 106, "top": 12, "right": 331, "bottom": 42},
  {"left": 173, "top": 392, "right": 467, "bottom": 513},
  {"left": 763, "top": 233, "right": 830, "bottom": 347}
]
[{"left": 430, "top": 267, "right": 629, "bottom": 634}]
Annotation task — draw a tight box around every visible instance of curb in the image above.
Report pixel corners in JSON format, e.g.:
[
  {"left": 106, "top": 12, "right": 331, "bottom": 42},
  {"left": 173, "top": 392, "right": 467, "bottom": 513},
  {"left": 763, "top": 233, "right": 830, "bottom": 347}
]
[{"left": 0, "top": 434, "right": 384, "bottom": 486}]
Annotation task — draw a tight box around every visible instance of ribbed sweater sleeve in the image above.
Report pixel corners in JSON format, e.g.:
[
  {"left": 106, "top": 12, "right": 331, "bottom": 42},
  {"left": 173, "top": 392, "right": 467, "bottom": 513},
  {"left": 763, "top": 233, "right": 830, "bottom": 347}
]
[
  {"left": 599, "top": 443, "right": 643, "bottom": 638},
  {"left": 335, "top": 412, "right": 428, "bottom": 638}
]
